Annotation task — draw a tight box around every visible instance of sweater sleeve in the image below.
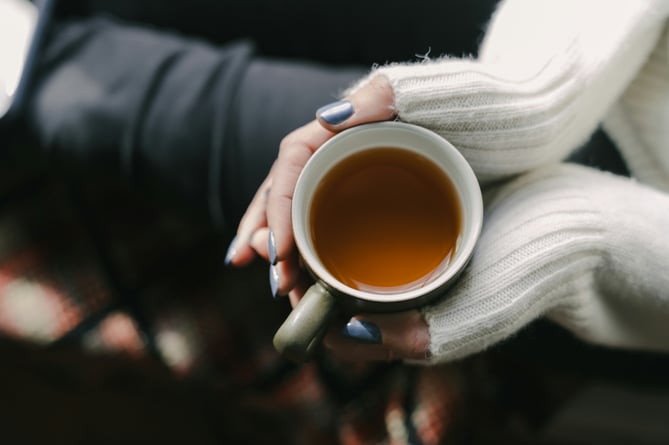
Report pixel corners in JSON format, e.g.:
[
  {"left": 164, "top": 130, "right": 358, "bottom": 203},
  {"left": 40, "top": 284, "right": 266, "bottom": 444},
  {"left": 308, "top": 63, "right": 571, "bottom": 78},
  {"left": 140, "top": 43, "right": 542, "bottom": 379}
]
[
  {"left": 421, "top": 163, "right": 669, "bottom": 363},
  {"left": 350, "top": 0, "right": 669, "bottom": 184},
  {"left": 602, "top": 25, "right": 669, "bottom": 192}
]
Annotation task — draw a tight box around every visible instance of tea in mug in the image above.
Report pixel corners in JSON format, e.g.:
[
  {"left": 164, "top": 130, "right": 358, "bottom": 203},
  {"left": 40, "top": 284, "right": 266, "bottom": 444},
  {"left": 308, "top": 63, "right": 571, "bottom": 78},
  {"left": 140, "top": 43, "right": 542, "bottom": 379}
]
[{"left": 309, "top": 147, "right": 461, "bottom": 293}]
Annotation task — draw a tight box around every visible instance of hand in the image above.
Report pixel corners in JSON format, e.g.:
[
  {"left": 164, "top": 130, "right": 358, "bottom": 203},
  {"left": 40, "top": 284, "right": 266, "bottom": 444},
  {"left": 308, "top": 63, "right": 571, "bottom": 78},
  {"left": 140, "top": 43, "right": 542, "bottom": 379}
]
[{"left": 226, "top": 75, "right": 395, "bottom": 295}]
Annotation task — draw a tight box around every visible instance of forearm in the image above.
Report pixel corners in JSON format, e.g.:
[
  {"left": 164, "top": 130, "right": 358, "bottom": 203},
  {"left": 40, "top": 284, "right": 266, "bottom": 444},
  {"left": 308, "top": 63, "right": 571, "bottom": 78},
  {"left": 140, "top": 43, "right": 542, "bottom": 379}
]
[{"left": 355, "top": 0, "right": 669, "bottom": 183}]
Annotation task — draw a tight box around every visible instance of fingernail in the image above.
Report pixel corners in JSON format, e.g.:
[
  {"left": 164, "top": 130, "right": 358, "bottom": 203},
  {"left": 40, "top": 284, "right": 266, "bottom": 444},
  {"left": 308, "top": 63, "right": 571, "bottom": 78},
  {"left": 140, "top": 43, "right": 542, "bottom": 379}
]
[
  {"left": 342, "top": 318, "right": 381, "bottom": 344},
  {"left": 224, "top": 235, "right": 238, "bottom": 266},
  {"left": 317, "top": 100, "right": 353, "bottom": 125},
  {"left": 268, "top": 230, "right": 278, "bottom": 265},
  {"left": 269, "top": 264, "right": 280, "bottom": 298}
]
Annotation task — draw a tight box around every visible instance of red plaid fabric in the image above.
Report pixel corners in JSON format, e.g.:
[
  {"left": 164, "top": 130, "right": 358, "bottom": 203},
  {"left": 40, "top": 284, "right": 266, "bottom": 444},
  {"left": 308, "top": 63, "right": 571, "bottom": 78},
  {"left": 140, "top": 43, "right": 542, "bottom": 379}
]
[
  {"left": 0, "top": 157, "right": 479, "bottom": 444},
  {"left": 0, "top": 154, "right": 596, "bottom": 444}
]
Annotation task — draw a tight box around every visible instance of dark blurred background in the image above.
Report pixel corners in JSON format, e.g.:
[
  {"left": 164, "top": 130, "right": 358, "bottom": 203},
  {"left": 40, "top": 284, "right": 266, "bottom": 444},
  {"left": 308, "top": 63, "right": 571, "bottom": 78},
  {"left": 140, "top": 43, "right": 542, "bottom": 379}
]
[{"left": 1, "top": 1, "right": 668, "bottom": 444}]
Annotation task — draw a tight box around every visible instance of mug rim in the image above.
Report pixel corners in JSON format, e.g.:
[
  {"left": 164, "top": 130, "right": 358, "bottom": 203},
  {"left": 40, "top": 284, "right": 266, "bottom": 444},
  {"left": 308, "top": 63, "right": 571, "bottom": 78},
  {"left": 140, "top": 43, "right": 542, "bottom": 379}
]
[{"left": 291, "top": 121, "right": 482, "bottom": 306}]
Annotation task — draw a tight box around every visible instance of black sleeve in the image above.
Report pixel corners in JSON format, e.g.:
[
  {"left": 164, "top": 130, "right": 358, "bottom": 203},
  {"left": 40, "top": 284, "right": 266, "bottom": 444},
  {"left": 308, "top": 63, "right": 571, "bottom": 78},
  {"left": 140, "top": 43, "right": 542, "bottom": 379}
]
[{"left": 26, "top": 15, "right": 365, "bottom": 227}]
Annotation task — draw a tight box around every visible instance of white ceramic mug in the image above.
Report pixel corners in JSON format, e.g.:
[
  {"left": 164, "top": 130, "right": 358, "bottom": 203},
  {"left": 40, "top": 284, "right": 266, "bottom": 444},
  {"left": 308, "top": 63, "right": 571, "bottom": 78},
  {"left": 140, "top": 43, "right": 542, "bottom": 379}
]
[{"left": 273, "top": 122, "right": 483, "bottom": 362}]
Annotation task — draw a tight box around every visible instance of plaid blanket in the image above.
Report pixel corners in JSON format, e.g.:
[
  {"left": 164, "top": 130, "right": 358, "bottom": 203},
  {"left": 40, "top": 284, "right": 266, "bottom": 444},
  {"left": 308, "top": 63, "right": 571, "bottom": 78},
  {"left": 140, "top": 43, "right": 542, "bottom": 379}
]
[{"left": 3, "top": 147, "right": 659, "bottom": 444}]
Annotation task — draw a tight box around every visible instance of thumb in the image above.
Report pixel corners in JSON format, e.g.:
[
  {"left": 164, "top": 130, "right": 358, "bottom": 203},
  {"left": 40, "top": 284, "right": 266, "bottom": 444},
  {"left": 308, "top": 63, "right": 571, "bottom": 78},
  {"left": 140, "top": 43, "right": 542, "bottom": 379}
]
[{"left": 316, "top": 75, "right": 396, "bottom": 131}]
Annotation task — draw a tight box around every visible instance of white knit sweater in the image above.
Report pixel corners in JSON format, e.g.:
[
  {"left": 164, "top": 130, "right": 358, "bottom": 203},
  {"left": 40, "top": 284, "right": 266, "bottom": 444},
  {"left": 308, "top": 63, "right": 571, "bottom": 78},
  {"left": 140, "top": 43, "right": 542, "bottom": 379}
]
[
  {"left": 348, "top": 0, "right": 669, "bottom": 361},
  {"left": 352, "top": 0, "right": 669, "bottom": 188}
]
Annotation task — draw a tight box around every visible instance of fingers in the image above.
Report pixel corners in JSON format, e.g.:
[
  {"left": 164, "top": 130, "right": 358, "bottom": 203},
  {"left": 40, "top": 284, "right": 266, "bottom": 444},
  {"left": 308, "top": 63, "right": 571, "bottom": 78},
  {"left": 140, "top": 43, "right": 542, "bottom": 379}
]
[
  {"left": 267, "top": 120, "right": 334, "bottom": 263},
  {"left": 229, "top": 75, "right": 396, "bottom": 304},
  {"left": 316, "top": 75, "right": 395, "bottom": 131},
  {"left": 265, "top": 76, "right": 395, "bottom": 288},
  {"left": 323, "top": 310, "right": 431, "bottom": 363},
  {"left": 226, "top": 120, "right": 331, "bottom": 268},
  {"left": 229, "top": 75, "right": 394, "bottom": 268},
  {"left": 287, "top": 278, "right": 310, "bottom": 308},
  {"left": 225, "top": 173, "right": 273, "bottom": 267}
]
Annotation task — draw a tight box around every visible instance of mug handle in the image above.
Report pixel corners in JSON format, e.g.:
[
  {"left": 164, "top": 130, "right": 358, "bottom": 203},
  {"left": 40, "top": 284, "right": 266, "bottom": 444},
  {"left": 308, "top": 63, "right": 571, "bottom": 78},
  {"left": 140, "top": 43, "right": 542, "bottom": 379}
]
[{"left": 273, "top": 281, "right": 338, "bottom": 362}]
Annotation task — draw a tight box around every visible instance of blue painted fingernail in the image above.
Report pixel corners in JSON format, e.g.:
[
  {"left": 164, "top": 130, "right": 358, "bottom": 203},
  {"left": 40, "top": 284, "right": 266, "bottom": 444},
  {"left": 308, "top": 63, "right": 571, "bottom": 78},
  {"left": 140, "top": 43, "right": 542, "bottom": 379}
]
[
  {"left": 269, "top": 264, "right": 280, "bottom": 298},
  {"left": 342, "top": 319, "right": 381, "bottom": 344},
  {"left": 268, "top": 230, "right": 278, "bottom": 265},
  {"left": 317, "top": 100, "right": 353, "bottom": 125},
  {"left": 224, "top": 235, "right": 238, "bottom": 266}
]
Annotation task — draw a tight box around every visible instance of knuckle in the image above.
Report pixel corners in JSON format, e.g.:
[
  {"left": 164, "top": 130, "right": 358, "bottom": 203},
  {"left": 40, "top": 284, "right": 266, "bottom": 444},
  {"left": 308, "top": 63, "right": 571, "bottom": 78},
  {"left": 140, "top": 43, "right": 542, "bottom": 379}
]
[{"left": 278, "top": 135, "right": 296, "bottom": 153}]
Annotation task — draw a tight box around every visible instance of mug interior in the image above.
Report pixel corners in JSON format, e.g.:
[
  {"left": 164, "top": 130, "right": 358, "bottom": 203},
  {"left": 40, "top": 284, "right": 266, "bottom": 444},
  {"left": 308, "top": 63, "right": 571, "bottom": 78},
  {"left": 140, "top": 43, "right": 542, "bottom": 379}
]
[{"left": 292, "top": 122, "right": 482, "bottom": 305}]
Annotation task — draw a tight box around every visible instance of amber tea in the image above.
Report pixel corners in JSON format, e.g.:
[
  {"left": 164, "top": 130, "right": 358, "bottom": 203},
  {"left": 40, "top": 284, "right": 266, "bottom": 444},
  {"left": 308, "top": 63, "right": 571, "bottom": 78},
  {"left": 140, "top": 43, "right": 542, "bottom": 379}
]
[{"left": 309, "top": 147, "right": 462, "bottom": 294}]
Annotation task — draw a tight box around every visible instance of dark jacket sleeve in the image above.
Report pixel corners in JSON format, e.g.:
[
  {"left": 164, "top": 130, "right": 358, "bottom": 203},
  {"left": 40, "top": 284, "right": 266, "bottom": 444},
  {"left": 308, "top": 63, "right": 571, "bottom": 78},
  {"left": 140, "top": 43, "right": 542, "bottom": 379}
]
[
  {"left": 27, "top": 16, "right": 251, "bottom": 225},
  {"left": 26, "top": 16, "right": 364, "bottom": 226}
]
